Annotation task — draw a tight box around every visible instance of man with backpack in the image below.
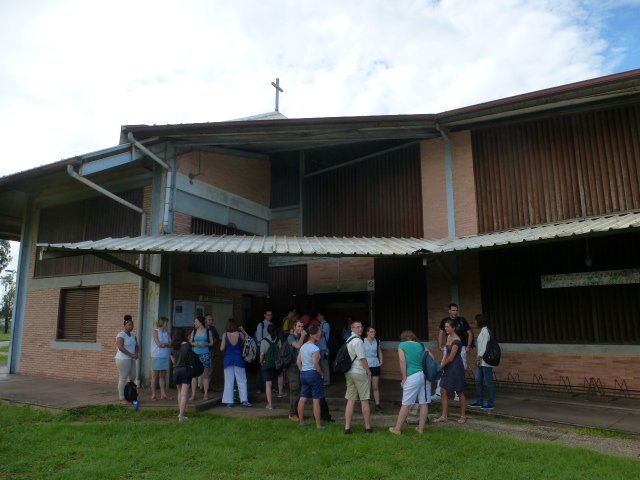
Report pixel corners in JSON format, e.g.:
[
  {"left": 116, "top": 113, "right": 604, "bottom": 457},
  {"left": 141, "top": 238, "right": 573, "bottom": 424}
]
[
  {"left": 469, "top": 314, "right": 496, "bottom": 410},
  {"left": 254, "top": 310, "right": 273, "bottom": 394},
  {"left": 343, "top": 320, "right": 373, "bottom": 434}
]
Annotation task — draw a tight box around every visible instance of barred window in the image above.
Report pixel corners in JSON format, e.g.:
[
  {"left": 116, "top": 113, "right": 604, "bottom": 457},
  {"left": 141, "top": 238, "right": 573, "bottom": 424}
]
[{"left": 57, "top": 288, "right": 99, "bottom": 342}]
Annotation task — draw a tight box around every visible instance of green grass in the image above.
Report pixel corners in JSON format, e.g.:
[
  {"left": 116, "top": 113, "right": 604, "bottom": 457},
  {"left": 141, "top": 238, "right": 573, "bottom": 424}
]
[
  {"left": 0, "top": 403, "right": 638, "bottom": 480},
  {"left": 0, "top": 331, "right": 10, "bottom": 342},
  {"left": 570, "top": 426, "right": 636, "bottom": 440}
]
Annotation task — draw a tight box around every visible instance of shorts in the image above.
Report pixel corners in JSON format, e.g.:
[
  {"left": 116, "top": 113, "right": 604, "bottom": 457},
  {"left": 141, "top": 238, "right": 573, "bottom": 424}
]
[
  {"left": 369, "top": 366, "right": 381, "bottom": 377},
  {"left": 345, "top": 371, "right": 371, "bottom": 401},
  {"left": 262, "top": 366, "right": 276, "bottom": 383},
  {"left": 401, "top": 371, "right": 431, "bottom": 405},
  {"left": 300, "top": 370, "right": 325, "bottom": 399},
  {"left": 152, "top": 357, "right": 170, "bottom": 371},
  {"left": 174, "top": 366, "right": 190, "bottom": 385},
  {"left": 199, "top": 351, "right": 211, "bottom": 369}
]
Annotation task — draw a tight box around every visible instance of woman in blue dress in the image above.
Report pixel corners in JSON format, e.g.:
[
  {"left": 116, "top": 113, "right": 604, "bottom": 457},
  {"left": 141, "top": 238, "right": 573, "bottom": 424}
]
[{"left": 435, "top": 318, "right": 468, "bottom": 424}]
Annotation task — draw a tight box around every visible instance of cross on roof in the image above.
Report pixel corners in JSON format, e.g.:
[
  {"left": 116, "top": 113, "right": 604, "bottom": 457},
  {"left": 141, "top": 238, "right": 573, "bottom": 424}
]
[{"left": 271, "top": 78, "right": 284, "bottom": 112}]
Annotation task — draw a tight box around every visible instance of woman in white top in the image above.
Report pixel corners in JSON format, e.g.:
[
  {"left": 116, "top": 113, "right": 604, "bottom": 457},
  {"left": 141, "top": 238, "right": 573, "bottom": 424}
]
[
  {"left": 363, "top": 326, "right": 383, "bottom": 412},
  {"left": 296, "top": 326, "right": 325, "bottom": 430},
  {"left": 115, "top": 315, "right": 138, "bottom": 404},
  {"left": 150, "top": 316, "right": 172, "bottom": 401}
]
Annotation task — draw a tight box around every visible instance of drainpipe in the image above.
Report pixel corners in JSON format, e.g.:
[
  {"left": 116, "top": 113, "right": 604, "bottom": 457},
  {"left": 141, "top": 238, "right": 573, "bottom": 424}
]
[
  {"left": 67, "top": 164, "right": 148, "bottom": 385},
  {"left": 434, "top": 124, "right": 460, "bottom": 304},
  {"left": 127, "top": 133, "right": 172, "bottom": 234}
]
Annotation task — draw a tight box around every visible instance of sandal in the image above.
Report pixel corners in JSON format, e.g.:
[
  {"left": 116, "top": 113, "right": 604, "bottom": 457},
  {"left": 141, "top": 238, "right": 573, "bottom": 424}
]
[
  {"left": 457, "top": 416, "right": 467, "bottom": 424},
  {"left": 415, "top": 427, "right": 424, "bottom": 434},
  {"left": 433, "top": 416, "right": 448, "bottom": 423},
  {"left": 161, "top": 395, "right": 173, "bottom": 400},
  {"left": 151, "top": 395, "right": 157, "bottom": 401}
]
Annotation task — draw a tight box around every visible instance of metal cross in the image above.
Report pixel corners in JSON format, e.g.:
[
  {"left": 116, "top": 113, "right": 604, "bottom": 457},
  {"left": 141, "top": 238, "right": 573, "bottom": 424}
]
[{"left": 271, "top": 78, "right": 284, "bottom": 112}]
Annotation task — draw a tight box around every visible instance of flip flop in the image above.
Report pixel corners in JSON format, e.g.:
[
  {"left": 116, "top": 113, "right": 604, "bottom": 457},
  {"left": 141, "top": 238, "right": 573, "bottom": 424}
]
[
  {"left": 433, "top": 416, "right": 448, "bottom": 423},
  {"left": 457, "top": 416, "right": 467, "bottom": 424}
]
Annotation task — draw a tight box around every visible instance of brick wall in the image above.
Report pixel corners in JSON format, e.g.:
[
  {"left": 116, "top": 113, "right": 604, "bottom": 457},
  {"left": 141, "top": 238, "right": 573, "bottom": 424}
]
[
  {"left": 421, "top": 138, "right": 448, "bottom": 238},
  {"left": 379, "top": 348, "right": 640, "bottom": 392},
  {"left": 452, "top": 131, "right": 478, "bottom": 237},
  {"left": 173, "top": 211, "right": 192, "bottom": 234},
  {"left": 308, "top": 258, "right": 373, "bottom": 292},
  {"left": 178, "top": 151, "right": 270, "bottom": 206},
  {"left": 19, "top": 284, "right": 139, "bottom": 385},
  {"left": 269, "top": 217, "right": 299, "bottom": 236}
]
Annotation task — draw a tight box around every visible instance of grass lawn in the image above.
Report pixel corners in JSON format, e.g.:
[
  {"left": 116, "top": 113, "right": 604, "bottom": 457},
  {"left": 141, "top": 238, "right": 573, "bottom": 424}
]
[
  {"left": 0, "top": 331, "right": 10, "bottom": 342},
  {"left": 1, "top": 404, "right": 639, "bottom": 479}
]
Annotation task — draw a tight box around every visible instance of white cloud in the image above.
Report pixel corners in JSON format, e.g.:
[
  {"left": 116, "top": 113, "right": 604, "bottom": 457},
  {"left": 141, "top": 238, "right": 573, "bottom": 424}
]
[{"left": 0, "top": 0, "right": 637, "bottom": 177}]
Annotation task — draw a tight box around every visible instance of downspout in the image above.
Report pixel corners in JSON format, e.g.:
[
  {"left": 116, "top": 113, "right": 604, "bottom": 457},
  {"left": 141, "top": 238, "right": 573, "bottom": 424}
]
[
  {"left": 127, "top": 133, "right": 172, "bottom": 234},
  {"left": 67, "top": 164, "right": 148, "bottom": 385},
  {"left": 434, "top": 123, "right": 460, "bottom": 303}
]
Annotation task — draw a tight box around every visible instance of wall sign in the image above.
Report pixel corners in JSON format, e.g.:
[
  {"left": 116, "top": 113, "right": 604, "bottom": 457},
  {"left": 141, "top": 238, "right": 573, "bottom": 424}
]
[{"left": 541, "top": 269, "right": 640, "bottom": 289}]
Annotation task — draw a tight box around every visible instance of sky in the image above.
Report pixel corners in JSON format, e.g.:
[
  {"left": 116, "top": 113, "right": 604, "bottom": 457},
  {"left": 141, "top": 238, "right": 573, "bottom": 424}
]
[{"left": 1, "top": 0, "right": 640, "bottom": 269}]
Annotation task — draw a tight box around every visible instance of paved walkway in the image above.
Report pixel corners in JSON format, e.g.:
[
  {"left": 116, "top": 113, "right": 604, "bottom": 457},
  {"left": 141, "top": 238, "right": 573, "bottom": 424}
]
[{"left": 1, "top": 373, "right": 639, "bottom": 435}]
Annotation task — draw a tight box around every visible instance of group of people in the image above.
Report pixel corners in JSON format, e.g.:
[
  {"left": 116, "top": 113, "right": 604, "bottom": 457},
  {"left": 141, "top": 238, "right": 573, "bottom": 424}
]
[{"left": 114, "top": 302, "right": 496, "bottom": 428}]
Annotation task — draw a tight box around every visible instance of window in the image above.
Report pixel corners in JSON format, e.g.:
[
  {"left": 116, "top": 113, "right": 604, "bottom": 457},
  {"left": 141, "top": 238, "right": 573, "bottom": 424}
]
[{"left": 57, "top": 288, "right": 99, "bottom": 342}]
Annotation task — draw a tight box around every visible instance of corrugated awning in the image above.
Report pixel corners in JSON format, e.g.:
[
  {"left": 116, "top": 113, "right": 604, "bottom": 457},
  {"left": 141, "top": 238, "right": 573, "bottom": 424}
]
[
  {"left": 36, "top": 211, "right": 640, "bottom": 282},
  {"left": 38, "top": 235, "right": 444, "bottom": 257}
]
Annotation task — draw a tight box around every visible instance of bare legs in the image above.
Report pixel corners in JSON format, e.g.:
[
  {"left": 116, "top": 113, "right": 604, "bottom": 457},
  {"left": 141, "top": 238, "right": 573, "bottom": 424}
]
[
  {"left": 371, "top": 376, "right": 381, "bottom": 408},
  {"left": 345, "top": 399, "right": 371, "bottom": 431},
  {"left": 151, "top": 370, "right": 169, "bottom": 399},
  {"left": 391, "top": 403, "right": 429, "bottom": 433},
  {"left": 177, "top": 382, "right": 189, "bottom": 421},
  {"left": 265, "top": 379, "right": 273, "bottom": 408}
]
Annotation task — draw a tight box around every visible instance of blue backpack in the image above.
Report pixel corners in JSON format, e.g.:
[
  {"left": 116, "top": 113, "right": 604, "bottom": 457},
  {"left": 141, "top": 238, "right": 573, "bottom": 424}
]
[{"left": 421, "top": 347, "right": 443, "bottom": 382}]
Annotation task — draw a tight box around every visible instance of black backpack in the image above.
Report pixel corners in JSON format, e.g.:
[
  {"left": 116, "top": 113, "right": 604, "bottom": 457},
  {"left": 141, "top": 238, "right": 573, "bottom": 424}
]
[
  {"left": 275, "top": 340, "right": 293, "bottom": 370},
  {"left": 186, "top": 345, "right": 205, "bottom": 378},
  {"left": 333, "top": 336, "right": 358, "bottom": 373},
  {"left": 263, "top": 338, "right": 280, "bottom": 369},
  {"left": 482, "top": 329, "right": 501, "bottom": 367},
  {"left": 124, "top": 381, "right": 138, "bottom": 402}
]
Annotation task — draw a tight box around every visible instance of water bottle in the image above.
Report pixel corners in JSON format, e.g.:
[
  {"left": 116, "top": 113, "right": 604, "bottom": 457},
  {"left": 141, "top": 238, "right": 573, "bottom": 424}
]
[{"left": 133, "top": 400, "right": 140, "bottom": 412}]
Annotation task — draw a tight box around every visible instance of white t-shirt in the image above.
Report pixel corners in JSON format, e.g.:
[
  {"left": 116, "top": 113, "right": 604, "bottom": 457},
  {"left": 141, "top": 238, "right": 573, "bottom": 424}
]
[
  {"left": 115, "top": 331, "right": 137, "bottom": 360},
  {"left": 346, "top": 333, "right": 366, "bottom": 374}
]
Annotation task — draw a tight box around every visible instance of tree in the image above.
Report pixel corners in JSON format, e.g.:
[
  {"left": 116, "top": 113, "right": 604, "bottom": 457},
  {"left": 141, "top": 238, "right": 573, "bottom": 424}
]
[
  {"left": 1, "top": 272, "right": 15, "bottom": 333},
  {"left": 0, "top": 240, "right": 10, "bottom": 272}
]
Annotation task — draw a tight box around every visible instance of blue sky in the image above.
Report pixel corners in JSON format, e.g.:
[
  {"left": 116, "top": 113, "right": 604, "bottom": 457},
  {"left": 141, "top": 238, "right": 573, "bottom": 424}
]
[{"left": 0, "top": 0, "right": 638, "bottom": 180}]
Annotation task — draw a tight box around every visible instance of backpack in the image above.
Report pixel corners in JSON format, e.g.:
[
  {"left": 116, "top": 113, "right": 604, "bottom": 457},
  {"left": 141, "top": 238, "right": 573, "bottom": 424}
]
[
  {"left": 422, "top": 348, "right": 443, "bottom": 382},
  {"left": 242, "top": 335, "right": 258, "bottom": 363},
  {"left": 263, "top": 338, "right": 280, "bottom": 369},
  {"left": 275, "top": 339, "right": 294, "bottom": 370},
  {"left": 186, "top": 346, "right": 205, "bottom": 378},
  {"left": 482, "top": 329, "right": 501, "bottom": 367},
  {"left": 333, "top": 336, "right": 358, "bottom": 373},
  {"left": 124, "top": 381, "right": 138, "bottom": 402}
]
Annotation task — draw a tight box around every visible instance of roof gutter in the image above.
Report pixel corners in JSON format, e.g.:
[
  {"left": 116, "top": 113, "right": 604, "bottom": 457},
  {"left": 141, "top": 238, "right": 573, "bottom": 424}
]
[{"left": 127, "top": 133, "right": 172, "bottom": 234}]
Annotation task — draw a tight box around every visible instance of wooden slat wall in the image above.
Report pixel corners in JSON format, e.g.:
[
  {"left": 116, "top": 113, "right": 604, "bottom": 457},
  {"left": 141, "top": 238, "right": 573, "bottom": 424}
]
[
  {"left": 473, "top": 105, "right": 640, "bottom": 232},
  {"left": 374, "top": 258, "right": 427, "bottom": 341},
  {"left": 189, "top": 218, "right": 269, "bottom": 282},
  {"left": 480, "top": 232, "right": 640, "bottom": 344},
  {"left": 303, "top": 144, "right": 422, "bottom": 236},
  {"left": 57, "top": 287, "right": 99, "bottom": 341},
  {"left": 36, "top": 190, "right": 143, "bottom": 277}
]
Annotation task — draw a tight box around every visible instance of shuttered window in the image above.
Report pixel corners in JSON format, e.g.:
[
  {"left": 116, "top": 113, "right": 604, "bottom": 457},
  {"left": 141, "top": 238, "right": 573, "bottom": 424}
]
[{"left": 57, "top": 288, "right": 99, "bottom": 342}]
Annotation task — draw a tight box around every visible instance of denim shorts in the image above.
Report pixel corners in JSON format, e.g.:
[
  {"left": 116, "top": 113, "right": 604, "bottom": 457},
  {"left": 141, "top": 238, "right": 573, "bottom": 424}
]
[{"left": 300, "top": 370, "right": 325, "bottom": 399}]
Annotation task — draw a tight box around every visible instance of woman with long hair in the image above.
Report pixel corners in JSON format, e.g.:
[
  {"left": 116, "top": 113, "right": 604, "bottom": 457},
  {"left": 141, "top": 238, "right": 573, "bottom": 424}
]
[
  {"left": 363, "top": 326, "right": 383, "bottom": 412},
  {"left": 150, "top": 316, "right": 172, "bottom": 401},
  {"left": 189, "top": 316, "right": 213, "bottom": 401},
  {"left": 220, "top": 319, "right": 252, "bottom": 407},
  {"left": 435, "top": 319, "right": 468, "bottom": 424},
  {"left": 170, "top": 328, "right": 192, "bottom": 422}
]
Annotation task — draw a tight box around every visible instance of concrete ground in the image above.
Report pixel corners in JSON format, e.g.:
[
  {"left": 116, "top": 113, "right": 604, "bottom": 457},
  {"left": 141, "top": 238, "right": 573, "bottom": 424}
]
[{"left": 1, "top": 371, "right": 640, "bottom": 435}]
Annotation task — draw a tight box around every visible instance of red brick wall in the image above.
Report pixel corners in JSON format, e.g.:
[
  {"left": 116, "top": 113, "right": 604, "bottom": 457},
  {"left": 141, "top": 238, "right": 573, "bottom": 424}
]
[
  {"left": 178, "top": 151, "right": 270, "bottom": 206},
  {"left": 452, "top": 131, "right": 478, "bottom": 237},
  {"left": 308, "top": 258, "right": 373, "bottom": 291},
  {"left": 19, "top": 284, "right": 139, "bottom": 384},
  {"left": 173, "top": 211, "right": 192, "bottom": 234},
  {"left": 269, "top": 217, "right": 299, "bottom": 236},
  {"left": 421, "top": 139, "right": 448, "bottom": 238}
]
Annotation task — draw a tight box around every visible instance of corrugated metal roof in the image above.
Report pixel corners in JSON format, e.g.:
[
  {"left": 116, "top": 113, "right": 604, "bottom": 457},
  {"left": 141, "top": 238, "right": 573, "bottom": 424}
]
[
  {"left": 37, "top": 211, "right": 640, "bottom": 258},
  {"left": 39, "top": 235, "right": 444, "bottom": 257},
  {"left": 441, "top": 211, "right": 640, "bottom": 252}
]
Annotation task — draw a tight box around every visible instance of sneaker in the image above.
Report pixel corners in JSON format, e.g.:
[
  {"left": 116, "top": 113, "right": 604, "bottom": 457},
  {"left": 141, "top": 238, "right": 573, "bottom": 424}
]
[
  {"left": 277, "top": 392, "right": 288, "bottom": 398},
  {"left": 431, "top": 393, "right": 441, "bottom": 401},
  {"left": 265, "top": 405, "right": 273, "bottom": 410},
  {"left": 375, "top": 404, "right": 382, "bottom": 413},
  {"left": 469, "top": 402, "right": 484, "bottom": 408},
  {"left": 481, "top": 404, "right": 494, "bottom": 410},
  {"left": 226, "top": 403, "right": 234, "bottom": 408},
  {"left": 242, "top": 401, "right": 253, "bottom": 407},
  {"left": 178, "top": 415, "right": 188, "bottom": 422},
  {"left": 453, "top": 395, "right": 460, "bottom": 402},
  {"left": 298, "top": 422, "right": 311, "bottom": 428},
  {"left": 365, "top": 428, "right": 374, "bottom": 433},
  {"left": 316, "top": 425, "right": 327, "bottom": 430}
]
